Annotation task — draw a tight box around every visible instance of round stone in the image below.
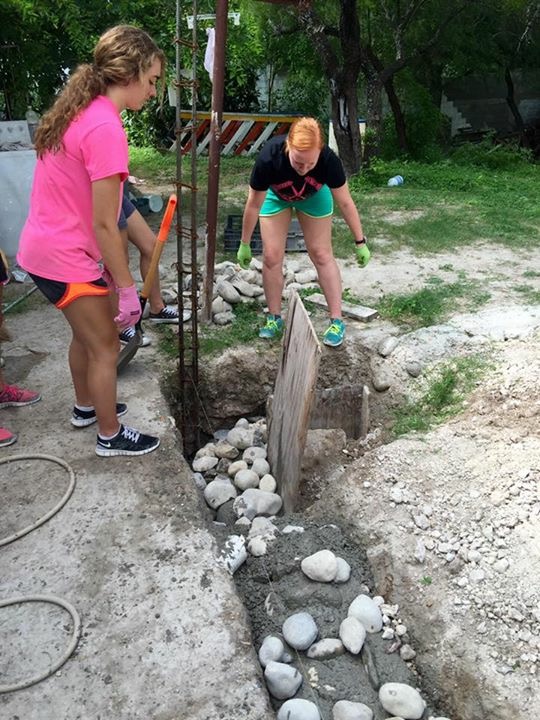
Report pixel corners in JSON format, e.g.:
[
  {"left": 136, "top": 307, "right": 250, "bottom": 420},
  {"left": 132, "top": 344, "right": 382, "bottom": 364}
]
[
  {"left": 282, "top": 612, "right": 318, "bottom": 650},
  {"left": 379, "top": 682, "right": 426, "bottom": 719}
]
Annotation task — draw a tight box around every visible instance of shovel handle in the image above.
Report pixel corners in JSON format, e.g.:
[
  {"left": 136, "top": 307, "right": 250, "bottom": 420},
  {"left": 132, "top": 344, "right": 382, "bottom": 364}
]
[{"left": 140, "top": 194, "right": 177, "bottom": 303}]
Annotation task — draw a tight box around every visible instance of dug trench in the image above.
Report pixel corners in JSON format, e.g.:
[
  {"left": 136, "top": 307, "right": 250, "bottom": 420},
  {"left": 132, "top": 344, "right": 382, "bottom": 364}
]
[{"left": 164, "top": 315, "right": 540, "bottom": 720}]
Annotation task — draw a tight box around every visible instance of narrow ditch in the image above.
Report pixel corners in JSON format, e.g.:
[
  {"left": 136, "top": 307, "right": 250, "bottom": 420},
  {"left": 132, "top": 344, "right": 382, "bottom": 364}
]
[{"left": 166, "top": 341, "right": 455, "bottom": 720}]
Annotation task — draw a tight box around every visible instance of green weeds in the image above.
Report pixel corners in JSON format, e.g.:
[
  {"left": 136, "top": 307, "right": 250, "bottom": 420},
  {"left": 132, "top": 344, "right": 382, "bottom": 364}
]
[{"left": 392, "top": 355, "right": 489, "bottom": 437}]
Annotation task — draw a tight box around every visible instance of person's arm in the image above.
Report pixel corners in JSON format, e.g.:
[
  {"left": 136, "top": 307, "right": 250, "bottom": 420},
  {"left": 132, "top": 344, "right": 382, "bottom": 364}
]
[
  {"left": 241, "top": 187, "right": 266, "bottom": 245},
  {"left": 92, "top": 175, "right": 134, "bottom": 288},
  {"left": 331, "top": 182, "right": 365, "bottom": 243}
]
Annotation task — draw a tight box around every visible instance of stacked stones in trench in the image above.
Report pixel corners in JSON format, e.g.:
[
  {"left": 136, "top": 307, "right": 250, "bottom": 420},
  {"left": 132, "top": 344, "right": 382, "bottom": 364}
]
[
  {"left": 191, "top": 418, "right": 452, "bottom": 720},
  {"left": 211, "top": 258, "right": 319, "bottom": 324}
]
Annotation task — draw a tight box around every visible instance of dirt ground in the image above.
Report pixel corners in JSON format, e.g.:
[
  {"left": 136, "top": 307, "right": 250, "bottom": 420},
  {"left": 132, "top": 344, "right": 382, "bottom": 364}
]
[{"left": 3, "top": 186, "right": 538, "bottom": 718}]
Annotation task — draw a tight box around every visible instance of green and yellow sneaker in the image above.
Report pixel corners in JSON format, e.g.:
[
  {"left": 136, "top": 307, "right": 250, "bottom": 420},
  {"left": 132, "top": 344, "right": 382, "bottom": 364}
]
[
  {"left": 323, "top": 318, "right": 345, "bottom": 347},
  {"left": 259, "top": 314, "right": 284, "bottom": 340}
]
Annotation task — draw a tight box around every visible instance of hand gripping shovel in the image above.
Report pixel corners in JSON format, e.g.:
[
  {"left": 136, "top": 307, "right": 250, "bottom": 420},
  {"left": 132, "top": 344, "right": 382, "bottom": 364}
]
[{"left": 117, "top": 194, "right": 178, "bottom": 372}]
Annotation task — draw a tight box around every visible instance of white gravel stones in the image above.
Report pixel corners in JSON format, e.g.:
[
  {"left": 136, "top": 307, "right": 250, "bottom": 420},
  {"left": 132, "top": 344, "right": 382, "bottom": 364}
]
[
  {"left": 379, "top": 683, "right": 426, "bottom": 720},
  {"left": 259, "top": 474, "right": 277, "bottom": 493},
  {"left": 399, "top": 644, "right": 417, "bottom": 661},
  {"left": 339, "top": 616, "right": 366, "bottom": 654},
  {"left": 233, "top": 488, "right": 283, "bottom": 519},
  {"left": 348, "top": 594, "right": 383, "bottom": 633},
  {"left": 282, "top": 612, "right": 318, "bottom": 650},
  {"left": 301, "top": 549, "right": 338, "bottom": 582},
  {"left": 306, "top": 638, "right": 345, "bottom": 659},
  {"left": 215, "top": 534, "right": 247, "bottom": 575},
  {"left": 277, "top": 699, "right": 321, "bottom": 720},
  {"left": 192, "top": 455, "right": 218, "bottom": 473},
  {"left": 332, "top": 700, "right": 373, "bottom": 720},
  {"left": 264, "top": 660, "right": 303, "bottom": 699},
  {"left": 203, "top": 478, "right": 237, "bottom": 509},
  {"left": 233, "top": 468, "right": 260, "bottom": 490},
  {"left": 258, "top": 636, "right": 287, "bottom": 667},
  {"left": 226, "top": 427, "right": 254, "bottom": 449}
]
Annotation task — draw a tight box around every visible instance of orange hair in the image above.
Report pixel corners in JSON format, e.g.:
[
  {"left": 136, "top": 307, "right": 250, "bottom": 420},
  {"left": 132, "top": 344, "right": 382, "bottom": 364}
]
[{"left": 285, "top": 117, "right": 324, "bottom": 153}]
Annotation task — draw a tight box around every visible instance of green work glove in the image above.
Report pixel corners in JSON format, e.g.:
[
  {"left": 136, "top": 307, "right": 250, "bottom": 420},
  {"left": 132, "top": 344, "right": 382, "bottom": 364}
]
[
  {"left": 237, "top": 242, "right": 252, "bottom": 269},
  {"left": 355, "top": 241, "right": 371, "bottom": 268}
]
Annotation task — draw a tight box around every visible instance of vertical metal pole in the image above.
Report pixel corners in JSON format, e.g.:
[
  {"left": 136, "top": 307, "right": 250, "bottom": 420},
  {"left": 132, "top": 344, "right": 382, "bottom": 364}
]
[{"left": 202, "top": 0, "right": 229, "bottom": 321}]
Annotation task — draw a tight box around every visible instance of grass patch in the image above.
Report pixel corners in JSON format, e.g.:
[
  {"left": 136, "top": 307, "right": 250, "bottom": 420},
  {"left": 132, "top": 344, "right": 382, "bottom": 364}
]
[
  {"left": 513, "top": 284, "right": 540, "bottom": 304},
  {"left": 377, "top": 280, "right": 490, "bottom": 328},
  {"left": 348, "top": 156, "right": 540, "bottom": 252},
  {"left": 522, "top": 270, "right": 540, "bottom": 278},
  {"left": 392, "top": 355, "right": 489, "bottom": 437},
  {"left": 198, "top": 302, "right": 262, "bottom": 356},
  {"left": 342, "top": 288, "right": 363, "bottom": 305}
]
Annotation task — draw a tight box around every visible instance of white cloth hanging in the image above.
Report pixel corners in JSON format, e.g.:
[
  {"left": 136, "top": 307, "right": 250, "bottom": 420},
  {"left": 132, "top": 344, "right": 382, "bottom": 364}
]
[{"left": 204, "top": 28, "right": 215, "bottom": 81}]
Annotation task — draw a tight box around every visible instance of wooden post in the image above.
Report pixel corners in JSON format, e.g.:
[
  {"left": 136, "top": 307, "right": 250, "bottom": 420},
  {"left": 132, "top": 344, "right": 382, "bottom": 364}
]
[{"left": 267, "top": 291, "right": 321, "bottom": 512}]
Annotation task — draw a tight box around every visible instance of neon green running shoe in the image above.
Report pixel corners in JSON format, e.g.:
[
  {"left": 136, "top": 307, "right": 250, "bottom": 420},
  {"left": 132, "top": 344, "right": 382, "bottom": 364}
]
[
  {"left": 323, "top": 318, "right": 346, "bottom": 347},
  {"left": 259, "top": 314, "right": 284, "bottom": 339}
]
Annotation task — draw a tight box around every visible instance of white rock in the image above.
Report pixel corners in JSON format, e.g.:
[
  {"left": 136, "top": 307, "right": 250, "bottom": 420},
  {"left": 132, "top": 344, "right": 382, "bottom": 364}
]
[
  {"left": 259, "top": 474, "right": 277, "bottom": 493},
  {"left": 243, "top": 445, "right": 267, "bottom": 463},
  {"left": 301, "top": 549, "right": 338, "bottom": 582},
  {"left": 233, "top": 488, "right": 283, "bottom": 519},
  {"left": 264, "top": 660, "right": 302, "bottom": 699},
  {"left": 194, "top": 443, "right": 216, "bottom": 458},
  {"left": 277, "top": 699, "right": 320, "bottom": 720},
  {"left": 192, "top": 472, "right": 206, "bottom": 490},
  {"left": 252, "top": 457, "right": 271, "bottom": 476},
  {"left": 332, "top": 700, "right": 373, "bottom": 720},
  {"left": 249, "top": 516, "right": 278, "bottom": 540},
  {"left": 203, "top": 478, "right": 237, "bottom": 509},
  {"left": 213, "top": 441, "right": 239, "bottom": 460},
  {"left": 379, "top": 683, "right": 426, "bottom": 720},
  {"left": 213, "top": 311, "right": 235, "bottom": 325},
  {"left": 282, "top": 612, "right": 318, "bottom": 650},
  {"left": 306, "top": 638, "right": 345, "bottom": 659},
  {"left": 228, "top": 459, "right": 248, "bottom": 477},
  {"left": 295, "top": 268, "right": 318, "bottom": 284},
  {"left": 282, "top": 525, "right": 304, "bottom": 534},
  {"left": 258, "top": 636, "right": 286, "bottom": 667},
  {"left": 192, "top": 456, "right": 219, "bottom": 473},
  {"left": 248, "top": 537, "right": 268, "bottom": 556},
  {"left": 211, "top": 296, "right": 232, "bottom": 314},
  {"left": 378, "top": 336, "right": 399, "bottom": 357},
  {"left": 216, "top": 279, "right": 242, "bottom": 303},
  {"left": 348, "top": 594, "right": 383, "bottom": 633},
  {"left": 227, "top": 427, "right": 254, "bottom": 450},
  {"left": 231, "top": 277, "right": 260, "bottom": 297},
  {"left": 339, "top": 616, "right": 366, "bottom": 654},
  {"left": 400, "top": 644, "right": 416, "bottom": 661},
  {"left": 334, "top": 557, "right": 351, "bottom": 583},
  {"left": 234, "top": 468, "right": 260, "bottom": 491}
]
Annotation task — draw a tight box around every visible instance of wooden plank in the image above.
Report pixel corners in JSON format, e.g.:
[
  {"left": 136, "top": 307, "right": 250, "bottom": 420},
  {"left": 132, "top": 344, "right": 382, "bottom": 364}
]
[
  {"left": 310, "top": 384, "right": 364, "bottom": 439},
  {"left": 267, "top": 291, "right": 321, "bottom": 513},
  {"left": 223, "top": 120, "right": 254, "bottom": 155},
  {"left": 307, "top": 293, "right": 379, "bottom": 322},
  {"left": 247, "top": 122, "right": 278, "bottom": 155}
]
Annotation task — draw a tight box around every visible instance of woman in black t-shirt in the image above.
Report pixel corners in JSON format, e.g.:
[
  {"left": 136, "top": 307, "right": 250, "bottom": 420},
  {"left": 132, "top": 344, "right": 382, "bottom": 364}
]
[{"left": 237, "top": 117, "right": 370, "bottom": 347}]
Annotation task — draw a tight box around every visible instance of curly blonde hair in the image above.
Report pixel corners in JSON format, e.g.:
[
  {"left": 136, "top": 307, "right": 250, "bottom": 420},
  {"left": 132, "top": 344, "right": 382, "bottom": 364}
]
[
  {"left": 285, "top": 117, "right": 325, "bottom": 153},
  {"left": 35, "top": 25, "right": 165, "bottom": 157}
]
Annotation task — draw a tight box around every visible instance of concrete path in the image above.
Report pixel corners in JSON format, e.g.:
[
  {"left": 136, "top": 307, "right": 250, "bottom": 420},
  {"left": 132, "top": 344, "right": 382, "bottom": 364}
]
[{"left": 0, "top": 292, "right": 273, "bottom": 720}]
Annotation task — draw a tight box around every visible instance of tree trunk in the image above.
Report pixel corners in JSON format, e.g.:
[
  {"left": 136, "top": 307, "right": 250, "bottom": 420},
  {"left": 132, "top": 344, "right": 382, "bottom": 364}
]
[
  {"left": 330, "top": 75, "right": 362, "bottom": 176},
  {"left": 384, "top": 76, "right": 408, "bottom": 153},
  {"left": 504, "top": 66, "right": 530, "bottom": 149},
  {"left": 364, "top": 70, "right": 383, "bottom": 164}
]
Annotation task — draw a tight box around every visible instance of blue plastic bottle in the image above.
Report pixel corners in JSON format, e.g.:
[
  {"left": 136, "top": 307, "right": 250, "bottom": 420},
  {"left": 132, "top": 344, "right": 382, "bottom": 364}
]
[{"left": 387, "top": 175, "right": 404, "bottom": 187}]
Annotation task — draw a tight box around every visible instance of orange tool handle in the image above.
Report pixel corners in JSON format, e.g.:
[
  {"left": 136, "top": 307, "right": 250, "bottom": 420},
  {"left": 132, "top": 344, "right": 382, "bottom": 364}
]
[{"left": 140, "top": 194, "right": 177, "bottom": 301}]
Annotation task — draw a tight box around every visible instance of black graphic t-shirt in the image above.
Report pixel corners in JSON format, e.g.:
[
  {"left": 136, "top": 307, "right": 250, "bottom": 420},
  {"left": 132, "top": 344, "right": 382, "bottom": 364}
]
[{"left": 250, "top": 135, "right": 346, "bottom": 202}]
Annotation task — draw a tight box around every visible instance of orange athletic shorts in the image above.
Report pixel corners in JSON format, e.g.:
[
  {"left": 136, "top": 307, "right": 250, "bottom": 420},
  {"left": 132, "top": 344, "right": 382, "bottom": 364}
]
[{"left": 28, "top": 273, "right": 109, "bottom": 309}]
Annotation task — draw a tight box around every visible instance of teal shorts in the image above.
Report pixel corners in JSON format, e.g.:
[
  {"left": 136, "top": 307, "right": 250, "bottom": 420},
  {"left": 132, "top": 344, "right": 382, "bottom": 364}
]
[{"left": 260, "top": 185, "right": 333, "bottom": 218}]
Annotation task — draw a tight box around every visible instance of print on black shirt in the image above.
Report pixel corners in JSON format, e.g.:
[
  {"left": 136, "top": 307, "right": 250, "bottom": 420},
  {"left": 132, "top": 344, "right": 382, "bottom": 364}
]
[{"left": 250, "top": 136, "right": 346, "bottom": 202}]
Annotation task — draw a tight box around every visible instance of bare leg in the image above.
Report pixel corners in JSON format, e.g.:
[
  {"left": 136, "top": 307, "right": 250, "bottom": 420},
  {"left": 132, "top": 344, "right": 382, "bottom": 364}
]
[
  {"left": 259, "top": 209, "right": 292, "bottom": 315},
  {"left": 125, "top": 209, "right": 164, "bottom": 313},
  {"left": 297, "top": 212, "right": 342, "bottom": 318},
  {"left": 62, "top": 295, "right": 120, "bottom": 436}
]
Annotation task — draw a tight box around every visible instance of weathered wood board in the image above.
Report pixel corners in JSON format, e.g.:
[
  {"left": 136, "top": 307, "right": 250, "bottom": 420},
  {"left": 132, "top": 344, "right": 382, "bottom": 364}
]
[
  {"left": 267, "top": 291, "right": 321, "bottom": 512},
  {"left": 306, "top": 293, "right": 378, "bottom": 322}
]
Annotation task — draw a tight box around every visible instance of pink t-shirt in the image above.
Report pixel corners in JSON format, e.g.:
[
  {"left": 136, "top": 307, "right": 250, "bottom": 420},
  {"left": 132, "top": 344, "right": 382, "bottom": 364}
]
[{"left": 18, "top": 95, "right": 128, "bottom": 282}]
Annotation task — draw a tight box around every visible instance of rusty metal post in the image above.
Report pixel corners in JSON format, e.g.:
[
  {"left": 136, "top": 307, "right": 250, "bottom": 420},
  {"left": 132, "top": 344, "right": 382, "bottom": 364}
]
[{"left": 202, "top": 0, "right": 229, "bottom": 321}]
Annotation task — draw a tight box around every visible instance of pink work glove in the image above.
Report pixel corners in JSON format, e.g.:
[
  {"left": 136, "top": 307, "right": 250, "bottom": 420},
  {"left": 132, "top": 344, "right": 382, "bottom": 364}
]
[{"left": 114, "top": 285, "right": 141, "bottom": 330}]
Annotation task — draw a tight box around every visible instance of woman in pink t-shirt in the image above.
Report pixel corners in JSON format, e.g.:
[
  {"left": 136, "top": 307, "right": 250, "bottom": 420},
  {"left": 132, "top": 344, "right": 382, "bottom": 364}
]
[{"left": 18, "top": 25, "right": 164, "bottom": 457}]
